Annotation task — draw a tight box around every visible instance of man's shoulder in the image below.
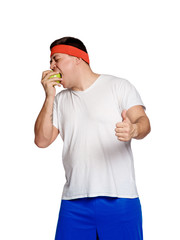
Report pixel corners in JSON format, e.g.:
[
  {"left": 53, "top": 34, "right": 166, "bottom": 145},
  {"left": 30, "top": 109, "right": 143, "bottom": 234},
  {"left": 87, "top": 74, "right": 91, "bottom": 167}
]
[
  {"left": 55, "top": 89, "right": 68, "bottom": 101},
  {"left": 57, "top": 88, "right": 69, "bottom": 96},
  {"left": 102, "top": 73, "right": 130, "bottom": 86}
]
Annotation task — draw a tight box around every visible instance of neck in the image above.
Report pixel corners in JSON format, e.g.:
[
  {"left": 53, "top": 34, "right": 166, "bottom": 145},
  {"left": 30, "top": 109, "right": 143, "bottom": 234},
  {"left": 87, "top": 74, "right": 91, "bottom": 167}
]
[{"left": 71, "top": 64, "right": 100, "bottom": 91}]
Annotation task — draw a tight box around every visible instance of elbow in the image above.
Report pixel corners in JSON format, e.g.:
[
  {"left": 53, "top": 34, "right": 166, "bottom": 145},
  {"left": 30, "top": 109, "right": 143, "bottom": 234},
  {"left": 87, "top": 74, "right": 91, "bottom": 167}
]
[
  {"left": 148, "top": 124, "right": 151, "bottom": 135},
  {"left": 143, "top": 120, "right": 151, "bottom": 139},
  {"left": 34, "top": 138, "right": 49, "bottom": 148},
  {"left": 147, "top": 119, "right": 151, "bottom": 135},
  {"left": 136, "top": 118, "right": 151, "bottom": 140}
]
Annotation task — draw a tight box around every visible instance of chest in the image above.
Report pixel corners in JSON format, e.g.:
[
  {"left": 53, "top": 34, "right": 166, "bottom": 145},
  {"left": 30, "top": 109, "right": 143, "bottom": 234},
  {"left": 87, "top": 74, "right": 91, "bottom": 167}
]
[{"left": 60, "top": 89, "right": 122, "bottom": 132}]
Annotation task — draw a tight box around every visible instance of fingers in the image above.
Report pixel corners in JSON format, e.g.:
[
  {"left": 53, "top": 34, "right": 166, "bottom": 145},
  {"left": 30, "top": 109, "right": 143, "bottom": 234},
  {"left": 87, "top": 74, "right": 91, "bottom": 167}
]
[
  {"left": 40, "top": 70, "right": 62, "bottom": 98},
  {"left": 115, "top": 128, "right": 125, "bottom": 133},
  {"left": 41, "top": 71, "right": 62, "bottom": 86},
  {"left": 115, "top": 122, "right": 133, "bottom": 142},
  {"left": 42, "top": 70, "right": 52, "bottom": 79},
  {"left": 47, "top": 78, "right": 62, "bottom": 87},
  {"left": 115, "top": 122, "right": 129, "bottom": 131},
  {"left": 117, "top": 136, "right": 129, "bottom": 142},
  {"left": 47, "top": 77, "right": 62, "bottom": 82},
  {"left": 41, "top": 78, "right": 61, "bottom": 87},
  {"left": 116, "top": 122, "right": 127, "bottom": 128},
  {"left": 41, "top": 70, "right": 59, "bottom": 81},
  {"left": 115, "top": 124, "right": 130, "bottom": 133},
  {"left": 115, "top": 130, "right": 131, "bottom": 142},
  {"left": 41, "top": 73, "right": 62, "bottom": 90},
  {"left": 115, "top": 131, "right": 129, "bottom": 138},
  {"left": 52, "top": 81, "right": 62, "bottom": 87}
]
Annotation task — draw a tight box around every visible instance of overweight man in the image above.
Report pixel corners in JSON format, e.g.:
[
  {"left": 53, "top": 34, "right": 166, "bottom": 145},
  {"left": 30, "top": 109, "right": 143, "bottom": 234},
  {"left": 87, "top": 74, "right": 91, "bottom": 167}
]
[{"left": 34, "top": 36, "right": 151, "bottom": 240}]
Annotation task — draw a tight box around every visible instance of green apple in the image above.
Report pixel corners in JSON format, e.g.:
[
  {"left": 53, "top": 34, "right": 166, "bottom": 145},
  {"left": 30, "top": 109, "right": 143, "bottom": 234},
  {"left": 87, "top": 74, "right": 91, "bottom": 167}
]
[{"left": 49, "top": 73, "right": 62, "bottom": 83}]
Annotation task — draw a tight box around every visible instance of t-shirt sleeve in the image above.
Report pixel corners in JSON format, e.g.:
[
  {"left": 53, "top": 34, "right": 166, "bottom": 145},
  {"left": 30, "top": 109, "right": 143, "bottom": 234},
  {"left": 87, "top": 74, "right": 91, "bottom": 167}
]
[
  {"left": 120, "top": 79, "right": 146, "bottom": 111},
  {"left": 52, "top": 95, "right": 59, "bottom": 130}
]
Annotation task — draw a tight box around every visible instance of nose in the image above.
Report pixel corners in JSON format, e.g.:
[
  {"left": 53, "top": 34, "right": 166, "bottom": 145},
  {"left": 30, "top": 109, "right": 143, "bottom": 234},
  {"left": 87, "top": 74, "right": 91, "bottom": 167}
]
[{"left": 50, "top": 62, "right": 57, "bottom": 71}]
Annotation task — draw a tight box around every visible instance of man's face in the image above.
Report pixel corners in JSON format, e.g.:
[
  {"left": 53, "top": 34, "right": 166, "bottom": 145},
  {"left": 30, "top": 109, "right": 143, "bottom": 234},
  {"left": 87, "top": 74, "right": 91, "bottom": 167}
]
[{"left": 50, "top": 52, "right": 77, "bottom": 88}]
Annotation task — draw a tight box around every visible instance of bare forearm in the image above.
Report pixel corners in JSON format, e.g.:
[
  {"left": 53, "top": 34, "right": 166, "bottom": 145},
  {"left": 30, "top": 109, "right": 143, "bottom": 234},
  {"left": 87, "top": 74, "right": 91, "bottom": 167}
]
[
  {"left": 34, "top": 96, "right": 54, "bottom": 145},
  {"left": 133, "top": 116, "right": 151, "bottom": 139}
]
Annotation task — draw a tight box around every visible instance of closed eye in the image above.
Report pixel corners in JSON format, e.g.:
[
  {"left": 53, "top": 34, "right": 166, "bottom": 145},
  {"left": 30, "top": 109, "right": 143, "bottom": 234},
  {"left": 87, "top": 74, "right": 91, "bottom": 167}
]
[
  {"left": 55, "top": 58, "right": 60, "bottom": 62},
  {"left": 50, "top": 56, "right": 61, "bottom": 64}
]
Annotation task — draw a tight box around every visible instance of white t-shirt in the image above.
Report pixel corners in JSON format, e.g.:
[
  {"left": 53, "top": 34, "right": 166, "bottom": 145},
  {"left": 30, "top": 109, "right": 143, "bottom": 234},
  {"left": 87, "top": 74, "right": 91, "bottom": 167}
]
[{"left": 53, "top": 74, "right": 146, "bottom": 200}]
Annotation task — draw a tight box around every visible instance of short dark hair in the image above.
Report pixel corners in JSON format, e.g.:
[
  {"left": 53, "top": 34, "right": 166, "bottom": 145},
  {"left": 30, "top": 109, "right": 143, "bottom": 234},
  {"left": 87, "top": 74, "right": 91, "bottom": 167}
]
[{"left": 50, "top": 36, "right": 89, "bottom": 64}]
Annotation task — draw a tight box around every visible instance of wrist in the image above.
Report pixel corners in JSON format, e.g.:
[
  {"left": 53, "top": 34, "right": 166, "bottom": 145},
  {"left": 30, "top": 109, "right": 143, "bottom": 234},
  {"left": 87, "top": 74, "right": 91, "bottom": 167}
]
[
  {"left": 132, "top": 123, "right": 139, "bottom": 139},
  {"left": 45, "top": 96, "right": 55, "bottom": 103},
  {"left": 46, "top": 95, "right": 55, "bottom": 100}
]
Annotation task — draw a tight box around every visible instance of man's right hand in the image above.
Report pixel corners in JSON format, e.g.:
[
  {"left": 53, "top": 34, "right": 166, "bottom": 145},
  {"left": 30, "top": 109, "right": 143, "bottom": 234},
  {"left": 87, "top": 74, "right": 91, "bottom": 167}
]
[{"left": 41, "top": 70, "right": 62, "bottom": 98}]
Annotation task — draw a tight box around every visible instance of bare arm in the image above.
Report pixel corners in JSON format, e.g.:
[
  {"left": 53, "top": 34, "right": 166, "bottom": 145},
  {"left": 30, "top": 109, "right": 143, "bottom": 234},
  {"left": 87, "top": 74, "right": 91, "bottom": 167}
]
[
  {"left": 126, "top": 105, "right": 151, "bottom": 139},
  {"left": 34, "top": 96, "right": 59, "bottom": 148},
  {"left": 115, "top": 105, "right": 151, "bottom": 142},
  {"left": 34, "top": 70, "right": 62, "bottom": 148}
]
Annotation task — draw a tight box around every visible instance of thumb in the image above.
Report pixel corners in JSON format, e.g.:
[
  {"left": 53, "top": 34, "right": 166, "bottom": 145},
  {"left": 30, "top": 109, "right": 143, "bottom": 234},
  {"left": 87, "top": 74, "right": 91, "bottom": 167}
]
[
  {"left": 121, "top": 110, "right": 127, "bottom": 121},
  {"left": 121, "top": 110, "right": 131, "bottom": 123}
]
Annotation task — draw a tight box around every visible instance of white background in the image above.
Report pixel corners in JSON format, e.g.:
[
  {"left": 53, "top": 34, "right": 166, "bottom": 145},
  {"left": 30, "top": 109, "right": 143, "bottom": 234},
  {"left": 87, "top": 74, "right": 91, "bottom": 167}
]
[{"left": 0, "top": 0, "right": 180, "bottom": 239}]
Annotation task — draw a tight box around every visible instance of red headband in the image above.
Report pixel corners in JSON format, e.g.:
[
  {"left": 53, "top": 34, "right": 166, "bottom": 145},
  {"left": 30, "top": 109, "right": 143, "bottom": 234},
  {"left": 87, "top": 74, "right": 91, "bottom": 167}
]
[{"left": 50, "top": 44, "right": 90, "bottom": 64}]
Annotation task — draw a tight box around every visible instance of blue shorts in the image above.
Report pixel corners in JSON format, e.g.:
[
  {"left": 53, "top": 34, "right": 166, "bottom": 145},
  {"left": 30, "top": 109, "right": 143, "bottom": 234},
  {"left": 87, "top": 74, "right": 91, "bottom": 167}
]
[{"left": 55, "top": 196, "right": 143, "bottom": 240}]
